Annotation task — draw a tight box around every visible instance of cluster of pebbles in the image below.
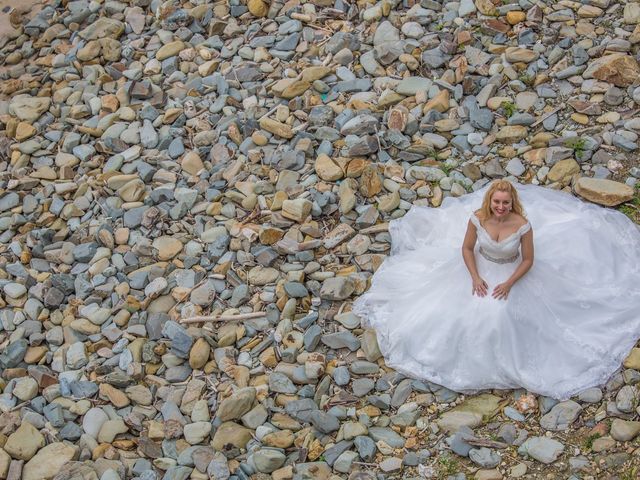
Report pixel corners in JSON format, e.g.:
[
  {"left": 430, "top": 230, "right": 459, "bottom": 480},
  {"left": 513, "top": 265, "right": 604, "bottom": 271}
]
[{"left": 0, "top": 0, "right": 639, "bottom": 479}]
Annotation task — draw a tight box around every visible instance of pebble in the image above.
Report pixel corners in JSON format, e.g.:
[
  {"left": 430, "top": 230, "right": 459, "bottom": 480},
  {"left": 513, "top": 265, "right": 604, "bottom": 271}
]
[
  {"left": 610, "top": 419, "right": 640, "bottom": 441},
  {"left": 82, "top": 408, "right": 109, "bottom": 439},
  {"left": 540, "top": 401, "right": 582, "bottom": 431},
  {"left": 518, "top": 437, "right": 565, "bottom": 464},
  {"left": 470, "top": 447, "right": 501, "bottom": 468},
  {"left": 252, "top": 449, "right": 286, "bottom": 473},
  {"left": 12, "top": 377, "right": 38, "bottom": 401},
  {"left": 22, "top": 442, "right": 77, "bottom": 480},
  {"left": 4, "top": 422, "right": 44, "bottom": 461},
  {"left": 183, "top": 422, "right": 212, "bottom": 445},
  {"left": 578, "top": 387, "right": 603, "bottom": 403}
]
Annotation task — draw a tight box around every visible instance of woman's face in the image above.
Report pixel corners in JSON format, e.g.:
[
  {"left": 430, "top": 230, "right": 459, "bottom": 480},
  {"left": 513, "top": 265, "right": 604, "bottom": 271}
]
[{"left": 490, "top": 190, "right": 512, "bottom": 218}]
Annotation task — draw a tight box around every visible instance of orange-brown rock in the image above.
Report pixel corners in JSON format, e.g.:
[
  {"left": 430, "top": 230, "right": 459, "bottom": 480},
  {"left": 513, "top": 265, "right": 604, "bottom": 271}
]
[{"left": 583, "top": 54, "right": 640, "bottom": 87}]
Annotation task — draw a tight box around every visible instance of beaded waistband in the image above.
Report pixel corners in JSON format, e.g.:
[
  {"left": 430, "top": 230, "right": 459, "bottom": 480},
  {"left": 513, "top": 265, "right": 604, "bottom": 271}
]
[{"left": 479, "top": 247, "right": 519, "bottom": 264}]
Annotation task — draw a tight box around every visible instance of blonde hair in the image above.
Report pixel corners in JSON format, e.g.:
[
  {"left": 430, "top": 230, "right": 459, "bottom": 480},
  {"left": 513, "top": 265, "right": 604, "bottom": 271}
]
[{"left": 477, "top": 180, "right": 525, "bottom": 221}]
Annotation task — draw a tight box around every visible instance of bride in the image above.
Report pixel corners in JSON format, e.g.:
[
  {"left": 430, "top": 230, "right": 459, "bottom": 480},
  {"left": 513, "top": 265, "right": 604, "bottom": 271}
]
[{"left": 352, "top": 179, "right": 640, "bottom": 400}]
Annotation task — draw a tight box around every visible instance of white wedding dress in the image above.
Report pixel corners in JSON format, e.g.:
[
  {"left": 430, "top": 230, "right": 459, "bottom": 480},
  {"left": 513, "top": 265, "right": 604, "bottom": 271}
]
[{"left": 352, "top": 183, "right": 640, "bottom": 400}]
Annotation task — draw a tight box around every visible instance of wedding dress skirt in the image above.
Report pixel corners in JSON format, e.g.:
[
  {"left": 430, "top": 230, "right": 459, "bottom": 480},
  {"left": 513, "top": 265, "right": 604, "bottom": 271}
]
[{"left": 352, "top": 183, "right": 640, "bottom": 400}]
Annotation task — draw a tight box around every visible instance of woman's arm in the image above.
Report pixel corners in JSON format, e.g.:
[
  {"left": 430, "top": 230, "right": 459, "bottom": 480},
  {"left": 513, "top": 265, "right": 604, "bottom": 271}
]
[
  {"left": 462, "top": 219, "right": 488, "bottom": 296},
  {"left": 492, "top": 228, "right": 534, "bottom": 299},
  {"left": 506, "top": 228, "right": 534, "bottom": 285}
]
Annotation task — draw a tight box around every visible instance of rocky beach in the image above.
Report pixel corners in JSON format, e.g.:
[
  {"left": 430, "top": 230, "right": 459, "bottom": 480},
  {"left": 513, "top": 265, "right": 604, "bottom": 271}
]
[{"left": 0, "top": 0, "right": 639, "bottom": 479}]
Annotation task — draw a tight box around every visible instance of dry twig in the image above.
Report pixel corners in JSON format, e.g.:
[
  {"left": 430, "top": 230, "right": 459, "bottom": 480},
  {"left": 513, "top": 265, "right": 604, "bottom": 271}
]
[{"left": 180, "top": 312, "right": 267, "bottom": 324}]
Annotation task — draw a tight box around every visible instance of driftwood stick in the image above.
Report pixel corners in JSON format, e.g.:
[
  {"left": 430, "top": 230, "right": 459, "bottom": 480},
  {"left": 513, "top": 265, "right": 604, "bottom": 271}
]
[
  {"left": 180, "top": 312, "right": 267, "bottom": 324},
  {"left": 530, "top": 106, "right": 562, "bottom": 128},
  {"left": 465, "top": 438, "right": 509, "bottom": 449}
]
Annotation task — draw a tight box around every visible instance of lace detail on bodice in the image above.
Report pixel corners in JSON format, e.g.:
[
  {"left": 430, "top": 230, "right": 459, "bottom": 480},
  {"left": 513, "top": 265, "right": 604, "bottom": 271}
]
[{"left": 470, "top": 214, "right": 531, "bottom": 260}]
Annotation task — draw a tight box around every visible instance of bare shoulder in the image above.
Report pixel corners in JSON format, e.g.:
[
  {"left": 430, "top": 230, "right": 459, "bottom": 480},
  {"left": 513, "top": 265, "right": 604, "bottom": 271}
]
[
  {"left": 511, "top": 213, "right": 528, "bottom": 228},
  {"left": 468, "top": 210, "right": 483, "bottom": 226}
]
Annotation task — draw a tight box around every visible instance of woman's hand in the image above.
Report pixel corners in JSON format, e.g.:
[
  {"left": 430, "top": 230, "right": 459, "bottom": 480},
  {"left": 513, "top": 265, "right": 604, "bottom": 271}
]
[
  {"left": 472, "top": 276, "right": 488, "bottom": 297},
  {"left": 492, "top": 281, "right": 512, "bottom": 300}
]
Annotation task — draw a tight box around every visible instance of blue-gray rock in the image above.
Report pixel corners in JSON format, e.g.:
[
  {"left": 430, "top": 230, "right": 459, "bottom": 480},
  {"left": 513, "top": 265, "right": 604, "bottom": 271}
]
[
  {"left": 538, "top": 396, "right": 559, "bottom": 414},
  {"left": 518, "top": 436, "right": 564, "bottom": 464},
  {"left": 543, "top": 113, "right": 558, "bottom": 130},
  {"left": 352, "top": 378, "right": 375, "bottom": 397},
  {"left": 391, "top": 378, "right": 414, "bottom": 407},
  {"left": 497, "top": 423, "right": 517, "bottom": 445},
  {"left": 391, "top": 403, "right": 420, "bottom": 427},
  {"left": 229, "top": 284, "right": 251, "bottom": 308},
  {"left": 0, "top": 339, "right": 28, "bottom": 368},
  {"left": 616, "top": 385, "right": 637, "bottom": 413},
  {"left": 283, "top": 282, "right": 308, "bottom": 298},
  {"left": 73, "top": 242, "right": 98, "bottom": 263},
  {"left": 6, "top": 262, "right": 29, "bottom": 279},
  {"left": 73, "top": 144, "right": 95, "bottom": 162},
  {"left": 176, "top": 445, "right": 200, "bottom": 467},
  {"left": 422, "top": 47, "right": 448, "bottom": 68},
  {"left": 147, "top": 313, "right": 170, "bottom": 340},
  {"left": 540, "top": 400, "right": 581, "bottom": 431},
  {"left": 252, "top": 449, "right": 286, "bottom": 473},
  {"left": 367, "top": 393, "right": 391, "bottom": 410},
  {"left": 332, "top": 366, "right": 350, "bottom": 386},
  {"left": 323, "top": 440, "right": 353, "bottom": 466},
  {"left": 325, "top": 32, "right": 360, "bottom": 55},
  {"left": 569, "top": 455, "right": 590, "bottom": 472},
  {"left": 451, "top": 135, "right": 471, "bottom": 152},
  {"left": 206, "top": 450, "right": 229, "bottom": 478},
  {"left": 345, "top": 135, "right": 378, "bottom": 156},
  {"left": 274, "top": 33, "right": 300, "bottom": 51},
  {"left": 51, "top": 273, "right": 75, "bottom": 294},
  {"left": 333, "top": 79, "right": 372, "bottom": 93},
  {"left": 340, "top": 115, "right": 379, "bottom": 135},
  {"left": 309, "top": 106, "right": 335, "bottom": 126},
  {"left": 578, "top": 387, "right": 603, "bottom": 404},
  {"left": 321, "top": 331, "right": 360, "bottom": 351},
  {"left": 161, "top": 466, "right": 192, "bottom": 480},
  {"left": 165, "top": 365, "right": 192, "bottom": 383},
  {"left": 469, "top": 108, "right": 494, "bottom": 132},
  {"left": 161, "top": 321, "right": 193, "bottom": 358},
  {"left": 504, "top": 406, "right": 526, "bottom": 422},
  {"left": 446, "top": 425, "right": 476, "bottom": 456},
  {"left": 269, "top": 372, "right": 297, "bottom": 394},
  {"left": 123, "top": 206, "right": 147, "bottom": 228},
  {"left": 69, "top": 381, "right": 99, "bottom": 399},
  {"left": 334, "top": 451, "right": 359, "bottom": 473},
  {"left": 354, "top": 435, "right": 376, "bottom": 462},
  {"left": 368, "top": 427, "right": 405, "bottom": 448},
  {"left": 59, "top": 421, "right": 83, "bottom": 441},
  {"left": 402, "top": 452, "right": 420, "bottom": 467},
  {"left": 0, "top": 193, "right": 20, "bottom": 212},
  {"left": 469, "top": 447, "right": 500, "bottom": 468},
  {"left": 349, "top": 361, "right": 379, "bottom": 375},
  {"left": 44, "top": 287, "right": 64, "bottom": 308},
  {"left": 43, "top": 402, "right": 65, "bottom": 427},
  {"left": 508, "top": 113, "right": 536, "bottom": 126},
  {"left": 309, "top": 410, "right": 340, "bottom": 433},
  {"left": 612, "top": 134, "right": 637, "bottom": 151},
  {"left": 303, "top": 324, "right": 322, "bottom": 351},
  {"left": 161, "top": 401, "right": 187, "bottom": 424}
]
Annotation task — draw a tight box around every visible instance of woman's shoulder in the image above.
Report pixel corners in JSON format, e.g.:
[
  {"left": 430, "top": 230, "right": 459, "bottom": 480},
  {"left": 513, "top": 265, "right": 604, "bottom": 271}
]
[
  {"left": 511, "top": 213, "right": 532, "bottom": 233},
  {"left": 511, "top": 213, "right": 528, "bottom": 226},
  {"left": 469, "top": 210, "right": 482, "bottom": 226}
]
